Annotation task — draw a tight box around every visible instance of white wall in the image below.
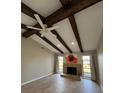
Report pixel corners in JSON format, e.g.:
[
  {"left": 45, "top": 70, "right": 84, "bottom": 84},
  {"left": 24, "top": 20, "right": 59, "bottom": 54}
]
[
  {"left": 97, "top": 33, "right": 103, "bottom": 89},
  {"left": 21, "top": 37, "right": 54, "bottom": 84}
]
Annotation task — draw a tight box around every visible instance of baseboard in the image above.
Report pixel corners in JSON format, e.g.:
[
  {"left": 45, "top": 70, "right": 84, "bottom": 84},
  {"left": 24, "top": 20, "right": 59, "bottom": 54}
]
[{"left": 21, "top": 73, "right": 53, "bottom": 86}]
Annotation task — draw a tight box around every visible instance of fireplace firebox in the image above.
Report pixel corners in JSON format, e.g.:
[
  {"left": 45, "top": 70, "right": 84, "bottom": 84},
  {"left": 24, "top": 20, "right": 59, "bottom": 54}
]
[{"left": 67, "top": 67, "right": 77, "bottom": 75}]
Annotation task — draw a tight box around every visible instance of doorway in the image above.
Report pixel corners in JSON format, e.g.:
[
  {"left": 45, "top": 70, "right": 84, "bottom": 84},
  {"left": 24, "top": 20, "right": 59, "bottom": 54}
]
[{"left": 82, "top": 56, "right": 91, "bottom": 79}]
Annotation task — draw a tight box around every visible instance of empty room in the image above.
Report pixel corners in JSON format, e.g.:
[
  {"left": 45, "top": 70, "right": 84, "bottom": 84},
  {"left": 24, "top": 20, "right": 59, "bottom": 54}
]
[{"left": 21, "top": 0, "right": 103, "bottom": 93}]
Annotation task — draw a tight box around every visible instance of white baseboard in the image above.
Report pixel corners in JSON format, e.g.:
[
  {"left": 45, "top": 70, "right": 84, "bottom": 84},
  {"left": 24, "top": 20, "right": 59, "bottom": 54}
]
[{"left": 21, "top": 73, "right": 53, "bottom": 86}]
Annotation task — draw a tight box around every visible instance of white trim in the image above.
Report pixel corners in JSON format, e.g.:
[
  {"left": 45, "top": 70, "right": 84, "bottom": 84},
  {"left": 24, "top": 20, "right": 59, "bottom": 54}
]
[{"left": 21, "top": 73, "right": 53, "bottom": 86}]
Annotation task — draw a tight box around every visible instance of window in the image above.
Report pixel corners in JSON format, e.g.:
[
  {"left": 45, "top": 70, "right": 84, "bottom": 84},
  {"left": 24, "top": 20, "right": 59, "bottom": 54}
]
[
  {"left": 82, "top": 56, "right": 91, "bottom": 78},
  {"left": 58, "top": 56, "right": 63, "bottom": 73}
]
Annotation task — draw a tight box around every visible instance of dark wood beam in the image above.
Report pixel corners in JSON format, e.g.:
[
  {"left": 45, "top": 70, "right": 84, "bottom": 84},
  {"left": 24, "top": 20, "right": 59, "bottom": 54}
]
[
  {"left": 21, "top": 2, "right": 45, "bottom": 22},
  {"left": 22, "top": 0, "right": 101, "bottom": 37},
  {"left": 69, "top": 15, "right": 83, "bottom": 52},
  {"left": 21, "top": 24, "right": 27, "bottom": 29},
  {"left": 36, "top": 32, "right": 64, "bottom": 54}
]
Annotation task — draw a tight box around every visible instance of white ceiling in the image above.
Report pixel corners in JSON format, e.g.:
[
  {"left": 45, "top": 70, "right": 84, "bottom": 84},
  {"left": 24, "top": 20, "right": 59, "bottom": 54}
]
[
  {"left": 21, "top": 0, "right": 103, "bottom": 53},
  {"left": 21, "top": 12, "right": 37, "bottom": 26},
  {"left": 22, "top": 0, "right": 62, "bottom": 17}
]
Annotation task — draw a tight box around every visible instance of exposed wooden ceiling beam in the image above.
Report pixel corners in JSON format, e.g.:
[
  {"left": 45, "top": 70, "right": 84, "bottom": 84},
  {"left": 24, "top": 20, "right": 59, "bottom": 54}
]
[
  {"left": 21, "top": 24, "right": 27, "bottom": 29},
  {"left": 22, "top": 0, "right": 101, "bottom": 37},
  {"left": 69, "top": 15, "right": 83, "bottom": 52},
  {"left": 36, "top": 32, "right": 64, "bottom": 54},
  {"left": 21, "top": 3, "right": 72, "bottom": 53}
]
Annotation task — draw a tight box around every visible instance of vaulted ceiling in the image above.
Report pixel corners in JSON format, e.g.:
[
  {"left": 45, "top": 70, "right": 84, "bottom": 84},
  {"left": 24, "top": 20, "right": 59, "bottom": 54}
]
[{"left": 21, "top": 0, "right": 103, "bottom": 54}]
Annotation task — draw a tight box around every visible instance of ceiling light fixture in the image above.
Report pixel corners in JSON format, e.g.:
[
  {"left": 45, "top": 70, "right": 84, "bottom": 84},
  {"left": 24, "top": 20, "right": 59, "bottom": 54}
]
[
  {"left": 57, "top": 44, "right": 61, "bottom": 47},
  {"left": 71, "top": 42, "right": 74, "bottom": 45},
  {"left": 41, "top": 34, "right": 44, "bottom": 37}
]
